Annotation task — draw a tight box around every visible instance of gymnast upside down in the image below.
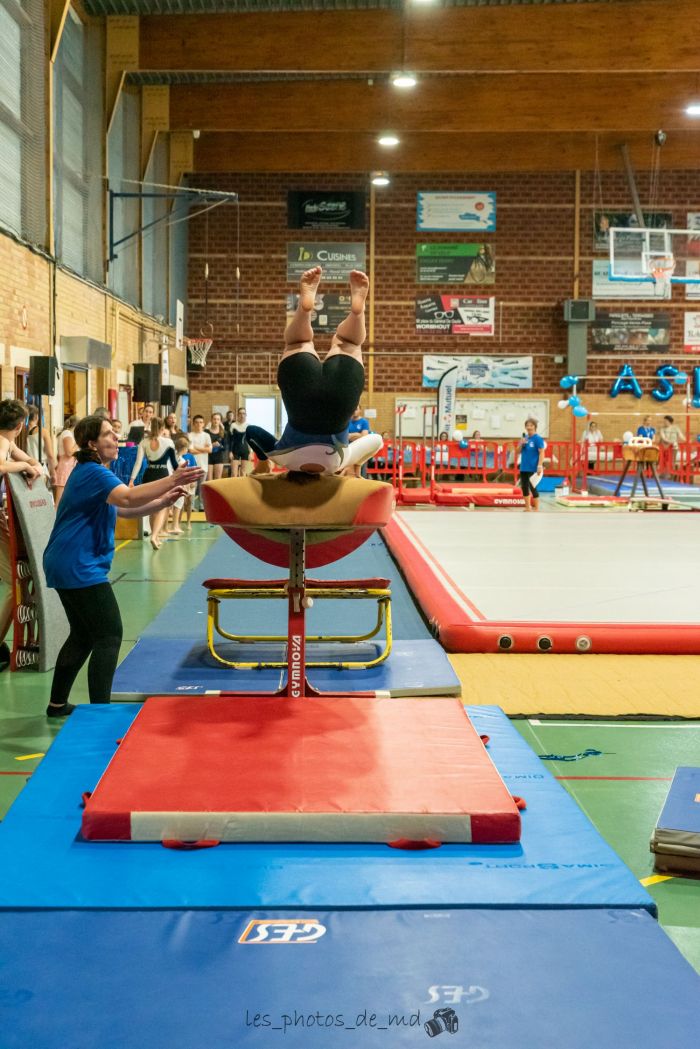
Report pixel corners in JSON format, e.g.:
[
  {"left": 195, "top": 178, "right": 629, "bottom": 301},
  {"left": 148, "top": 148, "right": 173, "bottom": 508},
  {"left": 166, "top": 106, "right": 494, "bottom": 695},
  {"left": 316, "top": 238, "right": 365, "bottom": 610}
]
[{"left": 245, "top": 267, "right": 382, "bottom": 478}]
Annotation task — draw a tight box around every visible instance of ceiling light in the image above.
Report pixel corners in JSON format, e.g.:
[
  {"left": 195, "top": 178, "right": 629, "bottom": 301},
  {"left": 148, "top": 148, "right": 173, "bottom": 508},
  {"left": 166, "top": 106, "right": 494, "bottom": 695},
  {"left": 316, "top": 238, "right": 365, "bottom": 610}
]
[
  {"left": 378, "top": 134, "right": 400, "bottom": 147},
  {"left": 371, "top": 172, "right": 391, "bottom": 187},
  {"left": 391, "top": 72, "right": 417, "bottom": 89},
  {"left": 685, "top": 104, "right": 700, "bottom": 116}
]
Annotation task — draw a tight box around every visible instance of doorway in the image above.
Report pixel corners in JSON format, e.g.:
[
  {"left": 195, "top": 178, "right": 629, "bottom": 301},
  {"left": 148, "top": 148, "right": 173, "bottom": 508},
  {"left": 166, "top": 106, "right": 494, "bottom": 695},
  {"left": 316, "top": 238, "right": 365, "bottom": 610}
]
[
  {"left": 63, "top": 367, "right": 88, "bottom": 421},
  {"left": 244, "top": 395, "right": 285, "bottom": 436}
]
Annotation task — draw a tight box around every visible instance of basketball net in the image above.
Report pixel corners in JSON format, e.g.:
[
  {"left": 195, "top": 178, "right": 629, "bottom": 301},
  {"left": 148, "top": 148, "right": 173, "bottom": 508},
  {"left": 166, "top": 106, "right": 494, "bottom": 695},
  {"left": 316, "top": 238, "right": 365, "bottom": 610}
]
[
  {"left": 186, "top": 338, "right": 212, "bottom": 369},
  {"left": 650, "top": 254, "right": 676, "bottom": 294}
]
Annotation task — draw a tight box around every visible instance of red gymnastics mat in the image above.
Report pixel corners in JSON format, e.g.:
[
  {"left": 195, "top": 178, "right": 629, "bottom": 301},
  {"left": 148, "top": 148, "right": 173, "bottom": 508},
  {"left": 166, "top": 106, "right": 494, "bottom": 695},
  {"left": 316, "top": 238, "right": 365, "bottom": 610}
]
[{"left": 81, "top": 696, "right": 521, "bottom": 844}]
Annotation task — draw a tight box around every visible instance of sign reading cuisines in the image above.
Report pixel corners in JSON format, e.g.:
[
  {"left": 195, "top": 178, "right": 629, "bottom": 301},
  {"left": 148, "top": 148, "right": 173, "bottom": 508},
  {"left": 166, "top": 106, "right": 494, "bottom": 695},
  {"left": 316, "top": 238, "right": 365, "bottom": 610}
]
[{"left": 287, "top": 243, "right": 366, "bottom": 282}]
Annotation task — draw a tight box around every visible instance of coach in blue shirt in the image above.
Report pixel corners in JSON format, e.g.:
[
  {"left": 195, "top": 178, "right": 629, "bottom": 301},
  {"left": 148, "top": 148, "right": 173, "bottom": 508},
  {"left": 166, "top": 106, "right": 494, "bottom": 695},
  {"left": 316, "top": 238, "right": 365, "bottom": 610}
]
[
  {"left": 519, "top": 418, "right": 546, "bottom": 512},
  {"left": 347, "top": 405, "right": 371, "bottom": 477},
  {"left": 43, "top": 415, "right": 202, "bottom": 718}
]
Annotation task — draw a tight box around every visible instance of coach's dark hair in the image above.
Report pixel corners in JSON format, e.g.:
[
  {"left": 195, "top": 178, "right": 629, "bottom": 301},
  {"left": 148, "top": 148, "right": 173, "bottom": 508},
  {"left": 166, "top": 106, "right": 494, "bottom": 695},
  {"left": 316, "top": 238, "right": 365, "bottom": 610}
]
[
  {"left": 74, "top": 415, "right": 107, "bottom": 464},
  {"left": 0, "top": 399, "right": 28, "bottom": 432}
]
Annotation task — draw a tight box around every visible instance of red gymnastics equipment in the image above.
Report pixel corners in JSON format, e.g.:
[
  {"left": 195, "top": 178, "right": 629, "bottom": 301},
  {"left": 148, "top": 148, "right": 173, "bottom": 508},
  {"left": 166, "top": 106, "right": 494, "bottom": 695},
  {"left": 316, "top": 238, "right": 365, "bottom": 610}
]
[
  {"left": 384, "top": 511, "right": 700, "bottom": 655},
  {"left": 81, "top": 472, "right": 523, "bottom": 846},
  {"left": 81, "top": 695, "right": 521, "bottom": 844}
]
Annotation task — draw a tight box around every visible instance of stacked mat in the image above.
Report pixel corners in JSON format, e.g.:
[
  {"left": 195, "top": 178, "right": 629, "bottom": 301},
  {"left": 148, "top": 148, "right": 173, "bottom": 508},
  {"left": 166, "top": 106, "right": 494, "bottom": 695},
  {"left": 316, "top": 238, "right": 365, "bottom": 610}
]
[{"left": 651, "top": 766, "right": 700, "bottom": 875}]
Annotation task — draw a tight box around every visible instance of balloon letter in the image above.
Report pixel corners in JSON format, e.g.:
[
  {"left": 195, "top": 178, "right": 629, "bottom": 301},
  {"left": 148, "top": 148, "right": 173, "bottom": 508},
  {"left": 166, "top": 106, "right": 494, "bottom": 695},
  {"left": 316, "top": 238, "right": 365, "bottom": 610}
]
[
  {"left": 693, "top": 366, "right": 700, "bottom": 409},
  {"left": 651, "top": 364, "right": 679, "bottom": 403},
  {"left": 610, "top": 364, "right": 643, "bottom": 399}
]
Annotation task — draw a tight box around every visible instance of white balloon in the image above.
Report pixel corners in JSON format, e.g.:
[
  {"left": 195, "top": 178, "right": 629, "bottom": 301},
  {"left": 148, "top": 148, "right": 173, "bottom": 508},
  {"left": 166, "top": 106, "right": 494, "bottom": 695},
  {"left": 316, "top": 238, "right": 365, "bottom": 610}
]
[
  {"left": 622, "top": 430, "right": 633, "bottom": 443},
  {"left": 557, "top": 399, "right": 570, "bottom": 409},
  {"left": 452, "top": 430, "right": 463, "bottom": 442}
]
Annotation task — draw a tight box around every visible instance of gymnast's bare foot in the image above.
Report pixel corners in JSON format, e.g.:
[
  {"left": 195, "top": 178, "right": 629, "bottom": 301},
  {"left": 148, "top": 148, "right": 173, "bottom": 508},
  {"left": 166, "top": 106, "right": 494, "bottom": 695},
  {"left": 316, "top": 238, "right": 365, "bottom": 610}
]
[
  {"left": 299, "top": 267, "right": 322, "bottom": 311},
  {"left": 349, "top": 270, "right": 369, "bottom": 314}
]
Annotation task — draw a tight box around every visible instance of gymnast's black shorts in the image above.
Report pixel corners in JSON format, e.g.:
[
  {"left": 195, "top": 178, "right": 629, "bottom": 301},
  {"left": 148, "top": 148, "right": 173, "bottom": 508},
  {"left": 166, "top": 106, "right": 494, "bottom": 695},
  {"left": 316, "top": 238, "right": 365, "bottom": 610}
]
[{"left": 277, "top": 352, "right": 365, "bottom": 435}]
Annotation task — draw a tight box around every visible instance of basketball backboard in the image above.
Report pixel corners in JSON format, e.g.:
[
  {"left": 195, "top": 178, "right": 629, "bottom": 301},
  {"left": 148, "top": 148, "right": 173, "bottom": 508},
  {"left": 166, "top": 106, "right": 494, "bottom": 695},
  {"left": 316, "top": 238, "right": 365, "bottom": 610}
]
[{"left": 609, "top": 226, "right": 700, "bottom": 287}]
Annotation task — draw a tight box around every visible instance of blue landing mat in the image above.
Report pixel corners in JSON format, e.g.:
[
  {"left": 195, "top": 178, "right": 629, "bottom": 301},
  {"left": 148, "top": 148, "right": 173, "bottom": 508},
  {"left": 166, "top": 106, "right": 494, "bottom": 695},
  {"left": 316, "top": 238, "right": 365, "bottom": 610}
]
[
  {"left": 1, "top": 908, "right": 696, "bottom": 1049},
  {"left": 111, "top": 636, "right": 460, "bottom": 699},
  {"left": 138, "top": 532, "right": 430, "bottom": 641},
  {"left": 588, "top": 475, "right": 700, "bottom": 502},
  {"left": 0, "top": 704, "right": 653, "bottom": 912}
]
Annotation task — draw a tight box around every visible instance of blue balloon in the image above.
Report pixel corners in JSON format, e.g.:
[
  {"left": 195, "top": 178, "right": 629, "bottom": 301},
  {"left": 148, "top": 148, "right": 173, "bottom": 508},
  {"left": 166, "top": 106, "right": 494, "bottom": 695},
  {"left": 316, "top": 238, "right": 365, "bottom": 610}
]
[
  {"left": 652, "top": 364, "right": 679, "bottom": 403},
  {"left": 567, "top": 394, "right": 580, "bottom": 408},
  {"left": 674, "top": 372, "right": 688, "bottom": 384},
  {"left": 573, "top": 405, "right": 589, "bottom": 418},
  {"left": 458, "top": 439, "right": 469, "bottom": 449},
  {"left": 610, "top": 363, "right": 643, "bottom": 399},
  {"left": 560, "top": 375, "right": 578, "bottom": 390},
  {"left": 693, "top": 366, "right": 700, "bottom": 409}
]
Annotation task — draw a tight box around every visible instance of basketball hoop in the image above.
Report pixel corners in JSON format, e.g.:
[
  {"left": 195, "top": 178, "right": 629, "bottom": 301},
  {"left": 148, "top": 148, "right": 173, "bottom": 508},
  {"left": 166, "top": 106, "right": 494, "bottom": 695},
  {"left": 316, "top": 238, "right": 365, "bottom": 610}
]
[{"left": 186, "top": 337, "right": 213, "bottom": 370}]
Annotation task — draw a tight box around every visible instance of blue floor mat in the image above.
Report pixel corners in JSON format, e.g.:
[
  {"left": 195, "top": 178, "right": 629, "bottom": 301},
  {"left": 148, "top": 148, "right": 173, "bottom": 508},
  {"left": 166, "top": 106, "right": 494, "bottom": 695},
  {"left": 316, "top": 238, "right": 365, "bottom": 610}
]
[
  {"left": 138, "top": 532, "right": 430, "bottom": 641},
  {"left": 588, "top": 475, "right": 700, "bottom": 501},
  {"left": 111, "top": 636, "right": 460, "bottom": 699},
  {"left": 0, "top": 907, "right": 696, "bottom": 1048},
  {"left": 0, "top": 704, "right": 653, "bottom": 912}
]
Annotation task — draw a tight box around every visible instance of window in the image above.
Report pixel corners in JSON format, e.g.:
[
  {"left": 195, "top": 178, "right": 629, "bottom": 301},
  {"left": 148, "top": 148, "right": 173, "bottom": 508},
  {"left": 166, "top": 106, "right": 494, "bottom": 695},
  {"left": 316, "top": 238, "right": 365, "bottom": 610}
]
[
  {"left": 0, "top": 0, "right": 46, "bottom": 244},
  {"left": 53, "top": 8, "right": 104, "bottom": 280}
]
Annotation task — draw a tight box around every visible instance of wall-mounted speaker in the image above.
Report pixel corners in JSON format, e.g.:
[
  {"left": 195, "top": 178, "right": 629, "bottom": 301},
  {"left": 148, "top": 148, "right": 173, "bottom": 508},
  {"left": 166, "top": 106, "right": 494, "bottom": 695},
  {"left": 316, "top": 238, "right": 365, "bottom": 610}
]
[
  {"left": 28, "top": 356, "right": 57, "bottom": 397},
  {"left": 563, "top": 299, "right": 596, "bottom": 323},
  {"left": 133, "top": 363, "right": 160, "bottom": 403},
  {"left": 159, "top": 385, "right": 175, "bottom": 407}
]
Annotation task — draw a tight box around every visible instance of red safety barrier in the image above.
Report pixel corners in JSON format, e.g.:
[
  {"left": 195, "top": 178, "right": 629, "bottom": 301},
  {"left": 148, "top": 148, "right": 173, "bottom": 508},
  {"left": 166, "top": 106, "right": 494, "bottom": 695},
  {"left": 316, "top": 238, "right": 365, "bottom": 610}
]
[{"left": 366, "top": 436, "right": 700, "bottom": 500}]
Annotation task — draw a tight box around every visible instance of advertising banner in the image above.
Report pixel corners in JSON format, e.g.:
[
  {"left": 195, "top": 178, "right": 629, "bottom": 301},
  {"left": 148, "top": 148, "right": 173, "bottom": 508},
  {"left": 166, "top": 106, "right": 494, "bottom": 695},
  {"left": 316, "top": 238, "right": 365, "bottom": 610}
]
[
  {"left": 683, "top": 311, "right": 700, "bottom": 353},
  {"left": 437, "top": 365, "right": 459, "bottom": 436},
  {"left": 592, "top": 260, "right": 671, "bottom": 301},
  {"left": 417, "top": 192, "right": 496, "bottom": 232},
  {"left": 287, "top": 242, "right": 366, "bottom": 282},
  {"left": 287, "top": 191, "right": 366, "bottom": 230},
  {"left": 591, "top": 311, "right": 670, "bottom": 352},
  {"left": 286, "top": 292, "right": 352, "bottom": 334},
  {"left": 416, "top": 295, "right": 495, "bottom": 336},
  {"left": 416, "top": 243, "right": 495, "bottom": 284},
  {"left": 423, "top": 355, "right": 533, "bottom": 390},
  {"left": 593, "top": 211, "right": 673, "bottom": 251}
]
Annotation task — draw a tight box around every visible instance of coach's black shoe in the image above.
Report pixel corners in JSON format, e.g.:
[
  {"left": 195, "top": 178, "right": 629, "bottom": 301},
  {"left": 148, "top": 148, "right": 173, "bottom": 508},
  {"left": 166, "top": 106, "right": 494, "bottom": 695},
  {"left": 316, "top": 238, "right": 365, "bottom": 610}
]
[
  {"left": 46, "top": 702, "right": 76, "bottom": 718},
  {"left": 0, "top": 642, "right": 10, "bottom": 671}
]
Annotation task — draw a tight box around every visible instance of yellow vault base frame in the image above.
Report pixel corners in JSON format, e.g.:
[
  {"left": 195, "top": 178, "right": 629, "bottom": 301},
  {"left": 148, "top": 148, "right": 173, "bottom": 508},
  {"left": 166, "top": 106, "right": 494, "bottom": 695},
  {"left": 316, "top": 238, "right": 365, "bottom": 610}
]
[{"left": 204, "top": 576, "right": 393, "bottom": 671}]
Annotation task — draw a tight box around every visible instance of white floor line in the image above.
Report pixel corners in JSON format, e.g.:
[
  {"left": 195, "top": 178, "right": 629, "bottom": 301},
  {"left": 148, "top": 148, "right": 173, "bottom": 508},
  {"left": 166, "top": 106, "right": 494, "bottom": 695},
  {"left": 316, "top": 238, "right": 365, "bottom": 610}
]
[{"left": 527, "top": 719, "right": 700, "bottom": 728}]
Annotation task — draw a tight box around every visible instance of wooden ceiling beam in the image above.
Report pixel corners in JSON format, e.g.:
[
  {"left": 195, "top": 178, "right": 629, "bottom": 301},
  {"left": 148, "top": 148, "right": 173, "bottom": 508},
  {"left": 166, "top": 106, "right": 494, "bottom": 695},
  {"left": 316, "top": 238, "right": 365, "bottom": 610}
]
[
  {"left": 193, "top": 130, "right": 700, "bottom": 174},
  {"left": 170, "top": 74, "right": 700, "bottom": 134},
  {"left": 140, "top": 2, "right": 700, "bottom": 75}
]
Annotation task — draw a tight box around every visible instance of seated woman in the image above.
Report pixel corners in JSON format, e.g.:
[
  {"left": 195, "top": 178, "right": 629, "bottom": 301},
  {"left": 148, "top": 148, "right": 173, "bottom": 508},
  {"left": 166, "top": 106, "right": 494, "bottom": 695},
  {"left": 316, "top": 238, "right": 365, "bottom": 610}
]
[{"left": 246, "top": 267, "right": 382, "bottom": 478}]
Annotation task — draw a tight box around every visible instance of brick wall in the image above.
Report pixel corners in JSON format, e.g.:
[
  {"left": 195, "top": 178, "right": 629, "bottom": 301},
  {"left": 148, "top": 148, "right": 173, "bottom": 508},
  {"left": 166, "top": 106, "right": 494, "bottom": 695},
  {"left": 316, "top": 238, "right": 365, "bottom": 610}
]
[
  {"left": 187, "top": 169, "right": 700, "bottom": 436},
  {"left": 0, "top": 230, "right": 184, "bottom": 430}
]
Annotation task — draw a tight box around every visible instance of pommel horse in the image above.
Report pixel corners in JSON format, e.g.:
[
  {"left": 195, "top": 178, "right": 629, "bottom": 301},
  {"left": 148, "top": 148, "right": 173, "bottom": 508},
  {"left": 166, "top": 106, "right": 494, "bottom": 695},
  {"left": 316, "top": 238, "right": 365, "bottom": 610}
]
[
  {"left": 614, "top": 442, "right": 667, "bottom": 506},
  {"left": 201, "top": 472, "right": 395, "bottom": 690},
  {"left": 81, "top": 472, "right": 522, "bottom": 846}
]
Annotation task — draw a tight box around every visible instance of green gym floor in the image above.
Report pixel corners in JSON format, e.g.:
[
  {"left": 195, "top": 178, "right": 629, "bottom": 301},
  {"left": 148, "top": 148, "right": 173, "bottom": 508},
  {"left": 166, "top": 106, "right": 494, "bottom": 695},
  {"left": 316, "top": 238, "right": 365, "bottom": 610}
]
[{"left": 0, "top": 521, "right": 698, "bottom": 976}]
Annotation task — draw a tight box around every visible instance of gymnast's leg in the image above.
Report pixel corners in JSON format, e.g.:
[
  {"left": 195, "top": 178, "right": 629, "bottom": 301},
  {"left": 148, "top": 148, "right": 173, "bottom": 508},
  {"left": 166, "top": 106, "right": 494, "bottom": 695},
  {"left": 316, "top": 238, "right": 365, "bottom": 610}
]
[
  {"left": 325, "top": 270, "right": 368, "bottom": 364},
  {"left": 281, "top": 266, "right": 322, "bottom": 363}
]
